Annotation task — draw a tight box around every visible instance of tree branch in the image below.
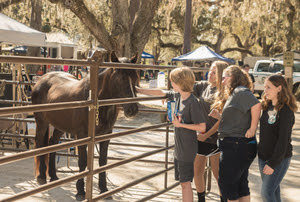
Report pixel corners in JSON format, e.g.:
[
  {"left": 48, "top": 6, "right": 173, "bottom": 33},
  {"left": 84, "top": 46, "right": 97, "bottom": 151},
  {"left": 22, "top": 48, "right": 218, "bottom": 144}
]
[
  {"left": 193, "top": 39, "right": 214, "bottom": 48},
  {"left": 0, "top": 0, "right": 24, "bottom": 11},
  {"left": 232, "top": 33, "right": 243, "bottom": 48},
  {"left": 221, "top": 47, "right": 253, "bottom": 56},
  {"left": 200, "top": 0, "right": 222, "bottom": 6},
  {"left": 49, "top": 0, "right": 113, "bottom": 51},
  {"left": 130, "top": 0, "right": 159, "bottom": 54}
]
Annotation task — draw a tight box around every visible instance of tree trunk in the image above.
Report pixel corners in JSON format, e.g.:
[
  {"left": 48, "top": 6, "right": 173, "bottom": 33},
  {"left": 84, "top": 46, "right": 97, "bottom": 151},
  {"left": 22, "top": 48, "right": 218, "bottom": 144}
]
[
  {"left": 129, "top": 0, "right": 139, "bottom": 31},
  {"left": 182, "top": 0, "right": 192, "bottom": 66},
  {"left": 26, "top": 0, "right": 42, "bottom": 74},
  {"left": 182, "top": 0, "right": 192, "bottom": 55},
  {"left": 111, "top": 0, "right": 131, "bottom": 57},
  {"left": 285, "top": 0, "right": 295, "bottom": 51},
  {"left": 49, "top": 0, "right": 159, "bottom": 59},
  {"left": 130, "top": 1, "right": 160, "bottom": 56}
]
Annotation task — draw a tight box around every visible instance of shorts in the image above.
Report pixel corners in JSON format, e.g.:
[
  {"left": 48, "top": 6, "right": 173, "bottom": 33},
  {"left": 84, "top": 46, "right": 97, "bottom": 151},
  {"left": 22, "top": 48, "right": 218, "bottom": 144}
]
[
  {"left": 218, "top": 137, "right": 257, "bottom": 200},
  {"left": 197, "top": 141, "right": 220, "bottom": 157},
  {"left": 174, "top": 158, "right": 194, "bottom": 183}
]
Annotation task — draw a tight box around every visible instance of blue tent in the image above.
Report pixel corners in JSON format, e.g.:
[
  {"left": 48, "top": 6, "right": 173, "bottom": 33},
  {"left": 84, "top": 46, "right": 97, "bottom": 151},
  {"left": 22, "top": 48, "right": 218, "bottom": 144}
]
[
  {"left": 171, "top": 46, "right": 235, "bottom": 64},
  {"left": 141, "top": 51, "right": 154, "bottom": 59}
]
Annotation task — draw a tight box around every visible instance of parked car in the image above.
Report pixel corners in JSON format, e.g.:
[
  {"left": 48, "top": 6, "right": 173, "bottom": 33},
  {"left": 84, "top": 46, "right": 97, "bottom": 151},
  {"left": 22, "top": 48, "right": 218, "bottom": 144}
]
[{"left": 250, "top": 59, "right": 300, "bottom": 96}]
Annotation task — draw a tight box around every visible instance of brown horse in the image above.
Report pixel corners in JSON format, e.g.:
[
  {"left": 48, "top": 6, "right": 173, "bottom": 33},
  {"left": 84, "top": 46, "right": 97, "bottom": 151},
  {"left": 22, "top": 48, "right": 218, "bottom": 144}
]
[{"left": 31, "top": 52, "right": 139, "bottom": 200}]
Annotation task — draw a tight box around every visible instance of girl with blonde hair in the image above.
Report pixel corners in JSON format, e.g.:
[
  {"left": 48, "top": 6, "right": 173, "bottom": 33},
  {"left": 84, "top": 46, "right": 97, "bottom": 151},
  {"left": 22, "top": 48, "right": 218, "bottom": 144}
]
[{"left": 193, "top": 61, "right": 228, "bottom": 202}]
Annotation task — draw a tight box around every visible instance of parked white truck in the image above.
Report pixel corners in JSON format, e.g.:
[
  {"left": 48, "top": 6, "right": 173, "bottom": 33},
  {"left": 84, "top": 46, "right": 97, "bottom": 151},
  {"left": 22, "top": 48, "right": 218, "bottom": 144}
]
[{"left": 250, "top": 59, "right": 300, "bottom": 96}]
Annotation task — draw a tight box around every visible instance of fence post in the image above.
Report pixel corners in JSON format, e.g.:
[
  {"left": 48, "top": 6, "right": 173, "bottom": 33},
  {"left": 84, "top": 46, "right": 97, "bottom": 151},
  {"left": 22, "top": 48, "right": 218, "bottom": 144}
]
[
  {"left": 164, "top": 125, "right": 169, "bottom": 189},
  {"left": 85, "top": 58, "right": 100, "bottom": 200}
]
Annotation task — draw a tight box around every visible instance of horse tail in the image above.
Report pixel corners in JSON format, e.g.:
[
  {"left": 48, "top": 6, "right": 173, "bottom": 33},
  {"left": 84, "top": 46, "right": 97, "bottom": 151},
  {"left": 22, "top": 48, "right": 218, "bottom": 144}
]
[{"left": 34, "top": 127, "right": 50, "bottom": 178}]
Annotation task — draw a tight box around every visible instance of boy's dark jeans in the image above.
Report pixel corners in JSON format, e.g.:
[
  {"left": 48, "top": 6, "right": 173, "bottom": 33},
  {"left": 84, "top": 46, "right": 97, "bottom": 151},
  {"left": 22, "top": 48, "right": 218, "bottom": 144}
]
[{"left": 218, "top": 137, "right": 257, "bottom": 200}]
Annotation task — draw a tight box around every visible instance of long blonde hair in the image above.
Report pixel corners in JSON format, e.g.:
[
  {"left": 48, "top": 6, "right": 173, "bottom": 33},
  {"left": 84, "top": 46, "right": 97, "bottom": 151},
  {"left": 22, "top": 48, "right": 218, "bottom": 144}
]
[
  {"left": 262, "top": 75, "right": 298, "bottom": 112},
  {"left": 210, "top": 61, "right": 229, "bottom": 108},
  {"left": 212, "top": 61, "right": 229, "bottom": 92},
  {"left": 212, "top": 65, "right": 252, "bottom": 111}
]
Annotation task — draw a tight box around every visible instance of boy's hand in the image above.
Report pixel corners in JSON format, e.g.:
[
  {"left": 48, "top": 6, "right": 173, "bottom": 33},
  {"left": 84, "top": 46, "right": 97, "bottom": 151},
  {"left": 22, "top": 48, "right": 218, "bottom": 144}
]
[
  {"left": 172, "top": 115, "right": 181, "bottom": 127},
  {"left": 162, "top": 99, "right": 168, "bottom": 105}
]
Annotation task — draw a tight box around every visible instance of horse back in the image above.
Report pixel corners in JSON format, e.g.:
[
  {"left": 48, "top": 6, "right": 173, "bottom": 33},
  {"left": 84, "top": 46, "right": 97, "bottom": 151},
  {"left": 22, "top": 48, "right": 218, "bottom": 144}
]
[
  {"left": 32, "top": 72, "right": 89, "bottom": 135},
  {"left": 32, "top": 72, "right": 88, "bottom": 104}
]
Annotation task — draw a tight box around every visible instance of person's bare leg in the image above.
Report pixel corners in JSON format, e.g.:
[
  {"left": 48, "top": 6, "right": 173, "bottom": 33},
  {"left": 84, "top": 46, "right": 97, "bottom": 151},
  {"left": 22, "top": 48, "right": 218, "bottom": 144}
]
[
  {"left": 239, "top": 195, "right": 250, "bottom": 202},
  {"left": 181, "top": 181, "right": 194, "bottom": 202},
  {"left": 194, "top": 155, "right": 207, "bottom": 193},
  {"left": 228, "top": 195, "right": 250, "bottom": 202},
  {"left": 210, "top": 153, "right": 220, "bottom": 191}
]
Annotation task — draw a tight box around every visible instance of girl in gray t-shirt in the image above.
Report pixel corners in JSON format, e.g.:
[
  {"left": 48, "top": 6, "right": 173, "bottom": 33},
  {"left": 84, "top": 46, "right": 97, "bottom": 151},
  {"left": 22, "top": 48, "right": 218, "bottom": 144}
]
[{"left": 211, "top": 65, "right": 261, "bottom": 201}]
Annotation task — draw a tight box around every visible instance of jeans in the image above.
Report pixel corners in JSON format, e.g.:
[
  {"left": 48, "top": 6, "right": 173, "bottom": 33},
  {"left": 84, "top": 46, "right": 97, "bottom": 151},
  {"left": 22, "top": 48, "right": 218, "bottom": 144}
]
[{"left": 258, "top": 157, "right": 291, "bottom": 202}]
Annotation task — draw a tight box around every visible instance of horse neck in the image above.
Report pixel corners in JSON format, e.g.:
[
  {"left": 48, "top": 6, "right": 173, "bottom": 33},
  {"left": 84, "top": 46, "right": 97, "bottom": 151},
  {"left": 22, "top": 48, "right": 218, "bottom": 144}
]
[
  {"left": 76, "top": 76, "right": 90, "bottom": 99},
  {"left": 97, "top": 68, "right": 114, "bottom": 100}
]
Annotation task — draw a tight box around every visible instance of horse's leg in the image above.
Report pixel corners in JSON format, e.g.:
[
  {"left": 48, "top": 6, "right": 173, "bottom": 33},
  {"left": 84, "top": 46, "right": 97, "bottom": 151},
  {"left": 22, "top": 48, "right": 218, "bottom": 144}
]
[
  {"left": 35, "top": 118, "right": 49, "bottom": 185},
  {"left": 99, "top": 140, "right": 110, "bottom": 195},
  {"left": 75, "top": 145, "right": 87, "bottom": 201},
  {"left": 48, "top": 128, "right": 64, "bottom": 182}
]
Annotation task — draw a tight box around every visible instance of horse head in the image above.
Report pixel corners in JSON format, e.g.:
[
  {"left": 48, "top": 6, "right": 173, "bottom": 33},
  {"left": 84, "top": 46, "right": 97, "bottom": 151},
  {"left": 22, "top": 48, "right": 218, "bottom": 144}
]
[{"left": 98, "top": 51, "right": 139, "bottom": 117}]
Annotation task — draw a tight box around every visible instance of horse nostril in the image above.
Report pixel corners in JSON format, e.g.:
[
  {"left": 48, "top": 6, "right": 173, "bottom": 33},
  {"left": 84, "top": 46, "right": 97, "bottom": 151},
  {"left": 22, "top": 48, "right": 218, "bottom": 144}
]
[{"left": 123, "top": 104, "right": 138, "bottom": 117}]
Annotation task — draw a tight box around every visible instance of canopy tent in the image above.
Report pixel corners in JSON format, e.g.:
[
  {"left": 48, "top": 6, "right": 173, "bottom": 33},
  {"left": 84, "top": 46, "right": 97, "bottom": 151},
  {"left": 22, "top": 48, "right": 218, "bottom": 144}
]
[
  {"left": 45, "top": 32, "right": 77, "bottom": 59},
  {"left": 171, "top": 46, "right": 235, "bottom": 64},
  {"left": 141, "top": 51, "right": 154, "bottom": 59},
  {"left": 0, "top": 13, "right": 46, "bottom": 47}
]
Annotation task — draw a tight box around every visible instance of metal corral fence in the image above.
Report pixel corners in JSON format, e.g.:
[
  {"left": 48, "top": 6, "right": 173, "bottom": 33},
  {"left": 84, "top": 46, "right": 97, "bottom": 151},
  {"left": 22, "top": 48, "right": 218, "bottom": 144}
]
[{"left": 0, "top": 54, "right": 209, "bottom": 201}]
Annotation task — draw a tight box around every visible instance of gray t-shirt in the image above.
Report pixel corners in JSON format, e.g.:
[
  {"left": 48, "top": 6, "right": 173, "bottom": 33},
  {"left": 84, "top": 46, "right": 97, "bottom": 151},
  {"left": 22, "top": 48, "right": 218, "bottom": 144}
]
[
  {"left": 193, "top": 81, "right": 218, "bottom": 144},
  {"left": 219, "top": 86, "right": 259, "bottom": 138},
  {"left": 167, "top": 91, "right": 206, "bottom": 162}
]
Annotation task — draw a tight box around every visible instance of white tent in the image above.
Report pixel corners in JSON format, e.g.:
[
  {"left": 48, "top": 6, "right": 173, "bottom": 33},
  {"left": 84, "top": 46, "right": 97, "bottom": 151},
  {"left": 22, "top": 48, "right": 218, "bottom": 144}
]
[
  {"left": 0, "top": 13, "right": 46, "bottom": 47},
  {"left": 45, "top": 32, "right": 77, "bottom": 59},
  {"left": 172, "top": 46, "right": 235, "bottom": 64}
]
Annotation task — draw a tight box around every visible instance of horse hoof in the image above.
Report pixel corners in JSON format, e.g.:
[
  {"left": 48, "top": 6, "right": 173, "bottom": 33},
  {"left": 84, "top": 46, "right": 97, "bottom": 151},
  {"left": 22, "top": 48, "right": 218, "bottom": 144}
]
[
  {"left": 37, "top": 177, "right": 47, "bottom": 185},
  {"left": 103, "top": 195, "right": 113, "bottom": 200},
  {"left": 50, "top": 177, "right": 59, "bottom": 182},
  {"left": 75, "top": 194, "right": 85, "bottom": 201},
  {"left": 100, "top": 191, "right": 113, "bottom": 200}
]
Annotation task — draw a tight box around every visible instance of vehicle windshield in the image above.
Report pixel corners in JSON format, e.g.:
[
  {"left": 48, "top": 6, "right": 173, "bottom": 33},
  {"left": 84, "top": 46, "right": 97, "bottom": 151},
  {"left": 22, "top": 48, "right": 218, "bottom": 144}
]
[
  {"left": 257, "top": 63, "right": 269, "bottom": 72},
  {"left": 294, "top": 63, "right": 300, "bottom": 72}
]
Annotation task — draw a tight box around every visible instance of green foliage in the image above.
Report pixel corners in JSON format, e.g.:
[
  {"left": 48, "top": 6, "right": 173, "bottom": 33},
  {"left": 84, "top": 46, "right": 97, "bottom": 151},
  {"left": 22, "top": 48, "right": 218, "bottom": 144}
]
[{"left": 1, "top": 0, "right": 299, "bottom": 62}]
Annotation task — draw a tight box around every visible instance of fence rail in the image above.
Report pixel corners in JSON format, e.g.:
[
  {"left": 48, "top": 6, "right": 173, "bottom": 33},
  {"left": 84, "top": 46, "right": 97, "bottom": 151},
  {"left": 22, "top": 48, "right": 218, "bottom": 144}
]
[{"left": 0, "top": 54, "right": 180, "bottom": 201}]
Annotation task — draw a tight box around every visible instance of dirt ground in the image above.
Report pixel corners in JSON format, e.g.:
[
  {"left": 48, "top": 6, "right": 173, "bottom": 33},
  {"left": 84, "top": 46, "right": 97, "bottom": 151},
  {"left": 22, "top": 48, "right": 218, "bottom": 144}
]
[{"left": 0, "top": 97, "right": 300, "bottom": 201}]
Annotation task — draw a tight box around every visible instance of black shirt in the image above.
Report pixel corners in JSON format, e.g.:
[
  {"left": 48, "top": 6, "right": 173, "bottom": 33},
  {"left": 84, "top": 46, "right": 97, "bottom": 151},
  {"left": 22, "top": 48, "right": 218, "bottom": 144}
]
[
  {"left": 193, "top": 81, "right": 218, "bottom": 144},
  {"left": 258, "top": 105, "right": 294, "bottom": 169}
]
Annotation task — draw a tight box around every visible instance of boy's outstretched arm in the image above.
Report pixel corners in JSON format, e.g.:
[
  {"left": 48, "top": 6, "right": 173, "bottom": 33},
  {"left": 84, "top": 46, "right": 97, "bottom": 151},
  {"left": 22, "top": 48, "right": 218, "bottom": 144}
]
[{"left": 136, "top": 86, "right": 167, "bottom": 96}]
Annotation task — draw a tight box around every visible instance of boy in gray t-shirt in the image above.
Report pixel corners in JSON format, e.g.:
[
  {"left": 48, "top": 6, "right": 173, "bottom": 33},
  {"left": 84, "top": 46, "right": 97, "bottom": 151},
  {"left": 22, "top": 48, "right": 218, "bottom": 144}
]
[{"left": 137, "top": 67, "right": 206, "bottom": 201}]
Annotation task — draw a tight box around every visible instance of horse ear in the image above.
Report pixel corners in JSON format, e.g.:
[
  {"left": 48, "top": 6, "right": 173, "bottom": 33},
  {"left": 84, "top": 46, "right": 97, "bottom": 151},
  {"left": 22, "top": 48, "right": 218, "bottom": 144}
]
[
  {"left": 130, "top": 52, "right": 138, "bottom": 64},
  {"left": 111, "top": 51, "right": 119, "bottom": 62}
]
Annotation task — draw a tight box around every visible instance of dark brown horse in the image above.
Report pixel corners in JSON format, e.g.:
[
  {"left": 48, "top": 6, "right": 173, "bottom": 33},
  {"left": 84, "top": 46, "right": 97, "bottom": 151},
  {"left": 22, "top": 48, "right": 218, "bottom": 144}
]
[{"left": 31, "top": 52, "right": 139, "bottom": 200}]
